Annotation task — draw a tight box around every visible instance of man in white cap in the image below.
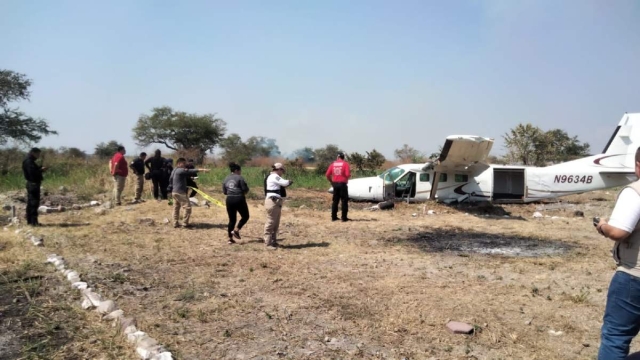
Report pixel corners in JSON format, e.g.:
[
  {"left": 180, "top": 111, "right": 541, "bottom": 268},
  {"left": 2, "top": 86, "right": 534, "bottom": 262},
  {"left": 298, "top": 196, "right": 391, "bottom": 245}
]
[{"left": 263, "top": 162, "right": 293, "bottom": 249}]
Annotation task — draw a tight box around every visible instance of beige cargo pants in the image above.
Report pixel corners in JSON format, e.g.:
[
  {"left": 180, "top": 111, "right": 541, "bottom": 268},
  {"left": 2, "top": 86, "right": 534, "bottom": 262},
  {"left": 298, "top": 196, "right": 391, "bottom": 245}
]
[
  {"left": 113, "top": 175, "right": 126, "bottom": 205},
  {"left": 263, "top": 197, "right": 283, "bottom": 245},
  {"left": 172, "top": 193, "right": 191, "bottom": 227},
  {"left": 134, "top": 174, "right": 144, "bottom": 201}
]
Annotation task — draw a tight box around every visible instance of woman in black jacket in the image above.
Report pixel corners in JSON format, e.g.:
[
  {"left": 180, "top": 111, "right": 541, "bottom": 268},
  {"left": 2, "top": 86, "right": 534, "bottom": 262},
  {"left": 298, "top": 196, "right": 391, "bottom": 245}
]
[{"left": 222, "top": 162, "right": 250, "bottom": 244}]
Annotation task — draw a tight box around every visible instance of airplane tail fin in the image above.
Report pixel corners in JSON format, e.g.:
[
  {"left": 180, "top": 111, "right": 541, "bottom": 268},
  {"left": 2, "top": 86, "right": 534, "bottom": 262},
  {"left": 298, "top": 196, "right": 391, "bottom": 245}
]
[{"left": 602, "top": 113, "right": 640, "bottom": 168}]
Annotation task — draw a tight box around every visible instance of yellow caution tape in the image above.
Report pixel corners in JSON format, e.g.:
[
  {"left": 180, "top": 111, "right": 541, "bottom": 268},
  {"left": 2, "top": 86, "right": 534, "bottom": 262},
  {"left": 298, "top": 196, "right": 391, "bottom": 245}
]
[{"left": 188, "top": 187, "right": 225, "bottom": 207}]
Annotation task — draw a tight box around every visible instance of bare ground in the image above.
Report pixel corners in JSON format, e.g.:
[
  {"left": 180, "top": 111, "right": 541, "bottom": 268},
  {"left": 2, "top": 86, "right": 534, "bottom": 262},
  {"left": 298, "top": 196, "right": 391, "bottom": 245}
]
[{"left": 0, "top": 188, "right": 635, "bottom": 359}]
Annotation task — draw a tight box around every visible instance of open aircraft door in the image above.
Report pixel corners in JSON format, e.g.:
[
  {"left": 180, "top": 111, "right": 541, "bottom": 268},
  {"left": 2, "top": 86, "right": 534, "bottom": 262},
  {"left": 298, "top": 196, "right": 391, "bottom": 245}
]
[{"left": 383, "top": 172, "right": 395, "bottom": 201}]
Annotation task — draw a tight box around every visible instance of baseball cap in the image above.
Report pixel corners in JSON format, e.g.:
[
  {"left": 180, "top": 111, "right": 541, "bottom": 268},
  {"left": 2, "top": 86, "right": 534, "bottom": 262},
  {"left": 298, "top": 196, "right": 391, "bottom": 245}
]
[{"left": 273, "top": 162, "right": 285, "bottom": 170}]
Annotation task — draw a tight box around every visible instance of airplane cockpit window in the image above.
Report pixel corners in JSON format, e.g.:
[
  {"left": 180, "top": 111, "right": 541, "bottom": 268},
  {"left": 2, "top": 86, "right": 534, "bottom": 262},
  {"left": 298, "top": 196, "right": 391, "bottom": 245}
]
[{"left": 378, "top": 167, "right": 406, "bottom": 182}]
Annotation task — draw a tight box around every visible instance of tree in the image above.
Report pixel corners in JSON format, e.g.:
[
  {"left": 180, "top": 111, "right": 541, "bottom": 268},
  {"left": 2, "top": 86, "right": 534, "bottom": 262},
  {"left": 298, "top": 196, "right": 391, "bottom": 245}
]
[
  {"left": 132, "top": 106, "right": 226, "bottom": 163},
  {"left": 503, "top": 123, "right": 544, "bottom": 165},
  {"left": 246, "top": 136, "right": 281, "bottom": 158},
  {"left": 347, "top": 152, "right": 366, "bottom": 172},
  {"left": 59, "top": 147, "right": 87, "bottom": 159},
  {"left": 394, "top": 144, "right": 425, "bottom": 162},
  {"left": 428, "top": 145, "right": 443, "bottom": 160},
  {"left": 291, "top": 147, "right": 315, "bottom": 163},
  {"left": 364, "top": 149, "right": 386, "bottom": 171},
  {"left": 313, "top": 144, "right": 343, "bottom": 174},
  {"left": 0, "top": 70, "right": 57, "bottom": 145},
  {"left": 94, "top": 140, "right": 123, "bottom": 158},
  {"left": 219, "top": 134, "right": 254, "bottom": 165}
]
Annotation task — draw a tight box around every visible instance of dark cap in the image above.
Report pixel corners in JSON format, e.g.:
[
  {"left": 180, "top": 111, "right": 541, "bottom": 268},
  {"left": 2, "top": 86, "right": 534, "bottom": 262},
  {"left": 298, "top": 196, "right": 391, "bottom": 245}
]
[{"left": 337, "top": 152, "right": 345, "bottom": 159}]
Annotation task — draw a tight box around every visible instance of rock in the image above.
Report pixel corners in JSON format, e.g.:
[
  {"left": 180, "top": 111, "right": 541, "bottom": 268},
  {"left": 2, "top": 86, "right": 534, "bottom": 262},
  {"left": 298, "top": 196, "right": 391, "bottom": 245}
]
[
  {"left": 81, "top": 298, "right": 94, "bottom": 309},
  {"left": 30, "top": 235, "right": 44, "bottom": 247},
  {"left": 59, "top": 186, "right": 68, "bottom": 194},
  {"left": 103, "top": 309, "right": 124, "bottom": 321},
  {"left": 90, "top": 201, "right": 101, "bottom": 206},
  {"left": 103, "top": 201, "right": 113, "bottom": 209},
  {"left": 548, "top": 330, "right": 563, "bottom": 336},
  {"left": 412, "top": 213, "right": 417, "bottom": 217},
  {"left": 72, "top": 282, "right": 88, "bottom": 290},
  {"left": 525, "top": 319, "right": 532, "bottom": 325},
  {"left": 163, "top": 218, "right": 169, "bottom": 224},
  {"left": 82, "top": 289, "right": 103, "bottom": 307},
  {"left": 96, "top": 300, "right": 117, "bottom": 314},
  {"left": 573, "top": 210, "right": 584, "bottom": 217},
  {"left": 152, "top": 352, "right": 174, "bottom": 360},
  {"left": 94, "top": 208, "right": 107, "bottom": 216},
  {"left": 446, "top": 321, "right": 474, "bottom": 334},
  {"left": 138, "top": 217, "right": 155, "bottom": 225},
  {"left": 427, "top": 210, "right": 435, "bottom": 215},
  {"left": 378, "top": 201, "right": 394, "bottom": 210},
  {"left": 533, "top": 211, "right": 543, "bottom": 218},
  {"left": 119, "top": 317, "right": 137, "bottom": 332}
]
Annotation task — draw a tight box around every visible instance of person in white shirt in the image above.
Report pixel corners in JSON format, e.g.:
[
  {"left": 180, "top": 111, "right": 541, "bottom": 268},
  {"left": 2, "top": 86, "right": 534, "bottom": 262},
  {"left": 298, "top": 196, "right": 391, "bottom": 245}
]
[
  {"left": 595, "top": 146, "right": 640, "bottom": 360},
  {"left": 263, "top": 162, "right": 293, "bottom": 249}
]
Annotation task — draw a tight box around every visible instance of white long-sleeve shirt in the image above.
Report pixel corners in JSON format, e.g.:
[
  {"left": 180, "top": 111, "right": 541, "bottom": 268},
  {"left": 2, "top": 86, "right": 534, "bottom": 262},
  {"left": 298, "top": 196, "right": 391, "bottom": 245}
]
[{"left": 265, "top": 173, "right": 292, "bottom": 199}]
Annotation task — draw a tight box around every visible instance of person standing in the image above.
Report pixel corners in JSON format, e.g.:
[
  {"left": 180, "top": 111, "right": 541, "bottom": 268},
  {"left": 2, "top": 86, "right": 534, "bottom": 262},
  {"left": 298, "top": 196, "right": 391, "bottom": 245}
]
[
  {"left": 596, "top": 146, "right": 640, "bottom": 360},
  {"left": 263, "top": 163, "right": 293, "bottom": 249},
  {"left": 129, "top": 152, "right": 147, "bottom": 203},
  {"left": 326, "top": 152, "right": 351, "bottom": 221},
  {"left": 22, "top": 148, "right": 46, "bottom": 226},
  {"left": 144, "top": 149, "right": 167, "bottom": 201},
  {"left": 222, "top": 162, "right": 250, "bottom": 244},
  {"left": 168, "top": 158, "right": 208, "bottom": 228},
  {"left": 110, "top": 146, "right": 128, "bottom": 206},
  {"left": 186, "top": 159, "right": 198, "bottom": 198}
]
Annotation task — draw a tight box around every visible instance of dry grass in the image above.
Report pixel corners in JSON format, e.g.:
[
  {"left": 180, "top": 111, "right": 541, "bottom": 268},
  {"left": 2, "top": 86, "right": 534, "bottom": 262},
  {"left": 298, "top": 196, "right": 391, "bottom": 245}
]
[{"left": 0, "top": 187, "right": 635, "bottom": 359}]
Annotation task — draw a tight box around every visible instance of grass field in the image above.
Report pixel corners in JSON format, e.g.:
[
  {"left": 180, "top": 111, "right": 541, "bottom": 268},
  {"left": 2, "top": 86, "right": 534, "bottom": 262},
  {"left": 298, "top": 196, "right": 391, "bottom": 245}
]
[
  {"left": 1, "top": 183, "right": 636, "bottom": 359},
  {"left": 0, "top": 157, "right": 377, "bottom": 198}
]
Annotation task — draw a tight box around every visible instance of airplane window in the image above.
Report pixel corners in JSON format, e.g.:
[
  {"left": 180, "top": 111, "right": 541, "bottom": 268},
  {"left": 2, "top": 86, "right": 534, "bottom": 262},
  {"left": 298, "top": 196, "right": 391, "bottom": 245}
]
[
  {"left": 439, "top": 173, "right": 448, "bottom": 182},
  {"left": 419, "top": 173, "right": 430, "bottom": 182},
  {"left": 378, "top": 167, "right": 405, "bottom": 182},
  {"left": 455, "top": 174, "right": 469, "bottom": 182}
]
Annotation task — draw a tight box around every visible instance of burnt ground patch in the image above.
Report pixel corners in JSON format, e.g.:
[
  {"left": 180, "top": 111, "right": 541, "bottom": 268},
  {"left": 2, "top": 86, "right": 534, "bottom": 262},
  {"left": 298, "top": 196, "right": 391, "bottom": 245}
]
[{"left": 391, "top": 227, "right": 575, "bottom": 257}]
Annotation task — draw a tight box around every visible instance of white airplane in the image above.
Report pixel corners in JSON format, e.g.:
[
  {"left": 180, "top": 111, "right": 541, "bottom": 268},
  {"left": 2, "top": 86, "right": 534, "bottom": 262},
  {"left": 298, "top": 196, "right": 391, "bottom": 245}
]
[{"left": 330, "top": 113, "right": 640, "bottom": 204}]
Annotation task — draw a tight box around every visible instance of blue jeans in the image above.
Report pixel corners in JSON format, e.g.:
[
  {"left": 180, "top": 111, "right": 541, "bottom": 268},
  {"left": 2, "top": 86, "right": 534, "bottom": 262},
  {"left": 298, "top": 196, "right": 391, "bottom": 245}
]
[{"left": 599, "top": 271, "right": 640, "bottom": 359}]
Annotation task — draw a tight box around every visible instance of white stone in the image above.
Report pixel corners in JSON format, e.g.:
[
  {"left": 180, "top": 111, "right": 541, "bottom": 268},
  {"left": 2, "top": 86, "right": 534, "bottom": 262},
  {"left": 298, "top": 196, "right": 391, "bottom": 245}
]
[
  {"left": 82, "top": 289, "right": 103, "bottom": 307},
  {"left": 66, "top": 271, "right": 79, "bottom": 281},
  {"left": 128, "top": 331, "right": 147, "bottom": 344},
  {"left": 81, "top": 298, "right": 93, "bottom": 309},
  {"left": 96, "top": 300, "right": 117, "bottom": 314},
  {"left": 533, "top": 212, "right": 543, "bottom": 218},
  {"left": 124, "top": 325, "right": 138, "bottom": 335},
  {"left": 103, "top": 309, "right": 124, "bottom": 320},
  {"left": 72, "top": 282, "right": 88, "bottom": 290},
  {"left": 152, "top": 352, "right": 174, "bottom": 360},
  {"left": 427, "top": 210, "right": 435, "bottom": 215}
]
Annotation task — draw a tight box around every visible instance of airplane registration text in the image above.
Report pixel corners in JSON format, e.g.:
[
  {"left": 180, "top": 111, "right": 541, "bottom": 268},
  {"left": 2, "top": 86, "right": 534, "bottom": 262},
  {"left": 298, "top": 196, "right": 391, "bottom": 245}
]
[{"left": 553, "top": 175, "right": 593, "bottom": 184}]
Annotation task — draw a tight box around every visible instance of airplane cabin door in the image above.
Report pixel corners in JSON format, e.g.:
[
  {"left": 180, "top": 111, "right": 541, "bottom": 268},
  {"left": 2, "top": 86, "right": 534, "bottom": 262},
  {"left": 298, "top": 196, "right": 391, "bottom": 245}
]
[{"left": 383, "top": 172, "right": 395, "bottom": 201}]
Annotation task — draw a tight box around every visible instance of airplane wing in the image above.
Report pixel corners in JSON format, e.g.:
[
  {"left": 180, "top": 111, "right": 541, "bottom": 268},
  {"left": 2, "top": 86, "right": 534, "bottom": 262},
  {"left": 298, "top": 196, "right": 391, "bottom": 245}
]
[
  {"left": 426, "top": 135, "right": 494, "bottom": 200},
  {"left": 425, "top": 135, "right": 494, "bottom": 172}
]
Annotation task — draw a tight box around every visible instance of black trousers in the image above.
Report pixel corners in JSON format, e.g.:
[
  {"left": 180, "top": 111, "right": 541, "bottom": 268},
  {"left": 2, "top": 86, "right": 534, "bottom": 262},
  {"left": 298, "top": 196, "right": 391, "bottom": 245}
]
[
  {"left": 187, "top": 177, "right": 197, "bottom": 198},
  {"left": 151, "top": 171, "right": 168, "bottom": 200},
  {"left": 26, "top": 181, "right": 41, "bottom": 225},
  {"left": 332, "top": 182, "right": 349, "bottom": 220},
  {"left": 226, "top": 196, "right": 250, "bottom": 234}
]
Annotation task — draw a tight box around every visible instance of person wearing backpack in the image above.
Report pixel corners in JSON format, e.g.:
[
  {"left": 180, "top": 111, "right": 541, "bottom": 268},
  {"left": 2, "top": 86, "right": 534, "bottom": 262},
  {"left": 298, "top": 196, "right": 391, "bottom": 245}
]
[{"left": 110, "top": 146, "right": 128, "bottom": 205}]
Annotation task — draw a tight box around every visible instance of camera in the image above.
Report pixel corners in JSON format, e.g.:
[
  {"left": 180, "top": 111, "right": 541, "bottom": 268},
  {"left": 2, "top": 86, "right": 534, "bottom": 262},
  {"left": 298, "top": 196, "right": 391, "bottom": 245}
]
[{"left": 593, "top": 216, "right": 600, "bottom": 227}]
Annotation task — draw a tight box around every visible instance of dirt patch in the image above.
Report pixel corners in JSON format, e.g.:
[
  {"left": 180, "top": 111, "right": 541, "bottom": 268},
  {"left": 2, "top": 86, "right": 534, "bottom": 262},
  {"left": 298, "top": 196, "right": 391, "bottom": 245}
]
[{"left": 395, "top": 227, "right": 574, "bottom": 257}]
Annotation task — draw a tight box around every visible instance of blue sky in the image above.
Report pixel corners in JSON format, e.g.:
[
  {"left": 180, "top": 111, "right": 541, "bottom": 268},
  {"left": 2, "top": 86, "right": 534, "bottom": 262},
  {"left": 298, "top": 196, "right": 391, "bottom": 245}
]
[{"left": 2, "top": 0, "right": 639, "bottom": 159}]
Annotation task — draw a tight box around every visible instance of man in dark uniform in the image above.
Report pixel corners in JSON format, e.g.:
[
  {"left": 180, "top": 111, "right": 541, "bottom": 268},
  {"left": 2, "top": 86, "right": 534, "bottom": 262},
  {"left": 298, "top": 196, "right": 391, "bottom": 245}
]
[{"left": 22, "top": 148, "right": 47, "bottom": 226}]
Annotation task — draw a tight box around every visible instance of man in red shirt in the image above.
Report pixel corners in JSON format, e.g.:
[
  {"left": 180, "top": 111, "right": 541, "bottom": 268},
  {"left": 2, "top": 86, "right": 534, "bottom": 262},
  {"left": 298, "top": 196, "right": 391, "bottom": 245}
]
[
  {"left": 110, "top": 146, "right": 128, "bottom": 205},
  {"left": 326, "top": 152, "right": 351, "bottom": 222}
]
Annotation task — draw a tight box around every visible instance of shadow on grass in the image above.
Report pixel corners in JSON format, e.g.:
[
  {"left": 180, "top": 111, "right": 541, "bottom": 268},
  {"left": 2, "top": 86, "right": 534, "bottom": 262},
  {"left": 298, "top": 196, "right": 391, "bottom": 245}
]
[
  {"left": 279, "top": 242, "right": 330, "bottom": 250},
  {"left": 392, "top": 227, "right": 574, "bottom": 257},
  {"left": 40, "top": 222, "right": 91, "bottom": 228}
]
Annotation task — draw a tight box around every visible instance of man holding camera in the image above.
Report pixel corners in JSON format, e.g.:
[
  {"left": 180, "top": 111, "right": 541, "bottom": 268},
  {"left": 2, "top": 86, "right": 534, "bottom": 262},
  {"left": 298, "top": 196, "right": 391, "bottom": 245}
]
[{"left": 595, "top": 146, "right": 640, "bottom": 359}]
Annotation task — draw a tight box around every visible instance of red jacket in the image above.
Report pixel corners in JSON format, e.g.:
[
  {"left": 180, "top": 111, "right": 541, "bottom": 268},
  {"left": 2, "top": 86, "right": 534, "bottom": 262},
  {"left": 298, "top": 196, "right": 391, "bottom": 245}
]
[
  {"left": 110, "top": 152, "right": 128, "bottom": 177},
  {"left": 326, "top": 160, "right": 350, "bottom": 183}
]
